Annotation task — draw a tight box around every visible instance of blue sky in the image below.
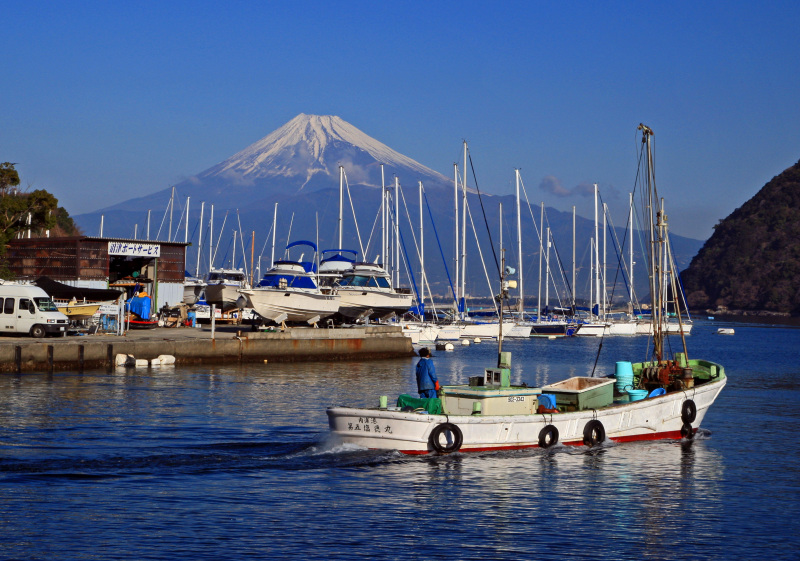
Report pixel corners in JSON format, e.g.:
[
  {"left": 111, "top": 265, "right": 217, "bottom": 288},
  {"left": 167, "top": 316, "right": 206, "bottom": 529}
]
[{"left": 4, "top": 1, "right": 799, "bottom": 240}]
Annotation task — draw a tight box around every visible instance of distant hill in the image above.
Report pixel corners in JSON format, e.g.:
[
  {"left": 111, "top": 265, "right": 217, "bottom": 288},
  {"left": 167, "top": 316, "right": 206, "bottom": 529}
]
[
  {"left": 682, "top": 158, "right": 800, "bottom": 315},
  {"left": 74, "top": 114, "right": 703, "bottom": 300}
]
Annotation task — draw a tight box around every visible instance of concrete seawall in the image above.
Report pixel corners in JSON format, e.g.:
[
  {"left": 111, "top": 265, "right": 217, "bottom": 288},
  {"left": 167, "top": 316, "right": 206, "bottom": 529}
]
[{"left": 0, "top": 325, "right": 414, "bottom": 373}]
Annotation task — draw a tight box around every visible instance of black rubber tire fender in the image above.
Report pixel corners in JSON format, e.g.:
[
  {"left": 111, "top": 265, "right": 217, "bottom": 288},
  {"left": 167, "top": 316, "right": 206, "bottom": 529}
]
[
  {"left": 583, "top": 420, "right": 605, "bottom": 447},
  {"left": 681, "top": 400, "right": 697, "bottom": 424},
  {"left": 538, "top": 425, "right": 559, "bottom": 448},
  {"left": 428, "top": 422, "right": 463, "bottom": 454},
  {"left": 680, "top": 422, "right": 695, "bottom": 440}
]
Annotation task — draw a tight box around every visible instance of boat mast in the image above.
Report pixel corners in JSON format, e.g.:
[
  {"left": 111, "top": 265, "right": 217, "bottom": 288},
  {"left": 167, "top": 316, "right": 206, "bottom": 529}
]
[
  {"left": 185, "top": 196, "right": 190, "bottom": 244},
  {"left": 454, "top": 163, "right": 460, "bottom": 316},
  {"left": 594, "top": 183, "right": 600, "bottom": 320},
  {"left": 572, "top": 205, "right": 576, "bottom": 309},
  {"left": 338, "top": 165, "right": 344, "bottom": 250},
  {"left": 419, "top": 181, "right": 425, "bottom": 319},
  {"left": 146, "top": 210, "right": 151, "bottom": 240},
  {"left": 381, "top": 164, "right": 385, "bottom": 267},
  {"left": 460, "top": 141, "right": 468, "bottom": 321},
  {"left": 603, "top": 201, "right": 607, "bottom": 320},
  {"left": 209, "top": 205, "right": 214, "bottom": 270},
  {"left": 270, "top": 203, "right": 277, "bottom": 268},
  {"left": 196, "top": 201, "right": 204, "bottom": 277},
  {"left": 545, "top": 227, "right": 550, "bottom": 314},
  {"left": 168, "top": 186, "right": 174, "bottom": 242},
  {"left": 515, "top": 169, "right": 523, "bottom": 315},
  {"left": 394, "top": 176, "right": 400, "bottom": 288},
  {"left": 537, "top": 202, "right": 543, "bottom": 322}
]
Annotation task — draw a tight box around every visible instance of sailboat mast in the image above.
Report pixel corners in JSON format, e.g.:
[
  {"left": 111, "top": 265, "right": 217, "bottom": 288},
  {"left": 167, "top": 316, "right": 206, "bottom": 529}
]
[
  {"left": 169, "top": 186, "right": 175, "bottom": 242},
  {"left": 338, "top": 165, "right": 344, "bottom": 250},
  {"left": 629, "top": 193, "right": 634, "bottom": 299},
  {"left": 537, "top": 202, "right": 543, "bottom": 322},
  {"left": 460, "top": 141, "right": 468, "bottom": 320},
  {"left": 594, "top": 184, "right": 600, "bottom": 319},
  {"left": 185, "top": 197, "right": 190, "bottom": 244},
  {"left": 381, "top": 164, "right": 385, "bottom": 266},
  {"left": 516, "top": 169, "right": 523, "bottom": 315},
  {"left": 394, "top": 176, "right": 399, "bottom": 288},
  {"left": 209, "top": 205, "right": 214, "bottom": 270},
  {"left": 454, "top": 163, "right": 460, "bottom": 313},
  {"left": 545, "top": 227, "right": 550, "bottom": 313},
  {"left": 196, "top": 201, "right": 204, "bottom": 276},
  {"left": 572, "top": 205, "right": 576, "bottom": 308},
  {"left": 270, "top": 203, "right": 277, "bottom": 268},
  {"left": 419, "top": 181, "right": 425, "bottom": 317},
  {"left": 603, "top": 202, "right": 607, "bottom": 320}
]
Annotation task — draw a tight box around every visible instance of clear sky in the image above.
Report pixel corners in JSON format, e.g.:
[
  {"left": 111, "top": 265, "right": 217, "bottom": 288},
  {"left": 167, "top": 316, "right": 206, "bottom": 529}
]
[{"left": 4, "top": 1, "right": 799, "bottom": 240}]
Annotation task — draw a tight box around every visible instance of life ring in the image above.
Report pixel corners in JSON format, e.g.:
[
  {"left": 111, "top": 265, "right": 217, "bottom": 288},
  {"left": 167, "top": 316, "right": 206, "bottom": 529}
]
[
  {"left": 681, "top": 400, "right": 697, "bottom": 424},
  {"left": 428, "top": 423, "right": 463, "bottom": 454},
  {"left": 583, "top": 420, "right": 605, "bottom": 446},
  {"left": 680, "top": 422, "right": 695, "bottom": 440},
  {"left": 538, "top": 425, "right": 559, "bottom": 448}
]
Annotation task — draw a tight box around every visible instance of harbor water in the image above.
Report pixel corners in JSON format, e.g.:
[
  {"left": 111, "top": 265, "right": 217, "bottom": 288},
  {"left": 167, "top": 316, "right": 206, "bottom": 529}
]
[{"left": 1, "top": 319, "right": 798, "bottom": 560}]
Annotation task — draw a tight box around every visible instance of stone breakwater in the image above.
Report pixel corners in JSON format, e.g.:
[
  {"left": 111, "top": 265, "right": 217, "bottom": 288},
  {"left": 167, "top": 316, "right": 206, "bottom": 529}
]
[{"left": 0, "top": 325, "right": 413, "bottom": 373}]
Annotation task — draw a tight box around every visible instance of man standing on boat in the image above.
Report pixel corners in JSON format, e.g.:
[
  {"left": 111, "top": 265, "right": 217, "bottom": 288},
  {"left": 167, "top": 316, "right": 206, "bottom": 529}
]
[{"left": 416, "top": 348, "right": 440, "bottom": 398}]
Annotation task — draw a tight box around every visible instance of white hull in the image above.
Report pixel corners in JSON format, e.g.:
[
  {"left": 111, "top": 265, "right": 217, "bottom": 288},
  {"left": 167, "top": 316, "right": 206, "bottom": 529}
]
[
  {"left": 328, "top": 375, "right": 725, "bottom": 454},
  {"left": 204, "top": 284, "right": 244, "bottom": 312},
  {"left": 457, "top": 322, "right": 530, "bottom": 339},
  {"left": 241, "top": 288, "right": 340, "bottom": 324},
  {"left": 183, "top": 282, "right": 205, "bottom": 306},
  {"left": 336, "top": 289, "right": 413, "bottom": 320}
]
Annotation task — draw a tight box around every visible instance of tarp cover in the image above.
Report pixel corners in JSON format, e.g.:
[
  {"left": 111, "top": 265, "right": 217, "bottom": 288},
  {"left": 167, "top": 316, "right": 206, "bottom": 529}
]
[
  {"left": 126, "top": 296, "right": 151, "bottom": 320},
  {"left": 35, "top": 276, "right": 123, "bottom": 302},
  {"left": 396, "top": 394, "right": 443, "bottom": 415}
]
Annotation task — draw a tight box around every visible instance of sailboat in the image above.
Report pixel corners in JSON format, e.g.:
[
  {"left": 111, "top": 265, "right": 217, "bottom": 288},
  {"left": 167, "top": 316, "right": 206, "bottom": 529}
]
[{"left": 326, "top": 124, "right": 725, "bottom": 453}]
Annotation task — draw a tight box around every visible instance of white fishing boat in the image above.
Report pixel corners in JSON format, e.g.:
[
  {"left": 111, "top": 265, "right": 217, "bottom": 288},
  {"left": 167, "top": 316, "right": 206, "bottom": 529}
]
[
  {"left": 238, "top": 241, "right": 339, "bottom": 325},
  {"left": 204, "top": 268, "right": 249, "bottom": 312},
  {"left": 327, "top": 124, "right": 724, "bottom": 454}
]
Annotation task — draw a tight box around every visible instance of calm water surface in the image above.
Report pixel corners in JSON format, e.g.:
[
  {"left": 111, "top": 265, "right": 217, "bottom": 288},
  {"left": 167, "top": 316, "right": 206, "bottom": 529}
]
[{"left": 1, "top": 320, "right": 798, "bottom": 560}]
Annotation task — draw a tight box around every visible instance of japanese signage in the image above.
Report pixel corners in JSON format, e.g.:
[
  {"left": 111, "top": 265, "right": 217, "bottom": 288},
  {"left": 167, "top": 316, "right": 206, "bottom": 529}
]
[{"left": 108, "top": 241, "right": 161, "bottom": 258}]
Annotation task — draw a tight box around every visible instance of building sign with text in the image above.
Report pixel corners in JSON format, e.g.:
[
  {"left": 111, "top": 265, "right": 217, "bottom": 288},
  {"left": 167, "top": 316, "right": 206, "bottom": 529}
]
[{"left": 108, "top": 241, "right": 161, "bottom": 258}]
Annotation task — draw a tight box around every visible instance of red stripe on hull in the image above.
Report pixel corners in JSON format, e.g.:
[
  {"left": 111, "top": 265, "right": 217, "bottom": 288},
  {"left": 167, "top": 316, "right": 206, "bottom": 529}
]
[{"left": 393, "top": 428, "right": 694, "bottom": 455}]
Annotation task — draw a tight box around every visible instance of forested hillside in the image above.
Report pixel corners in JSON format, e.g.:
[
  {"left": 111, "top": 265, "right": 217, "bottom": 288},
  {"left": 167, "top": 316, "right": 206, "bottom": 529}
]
[{"left": 682, "top": 158, "right": 800, "bottom": 315}]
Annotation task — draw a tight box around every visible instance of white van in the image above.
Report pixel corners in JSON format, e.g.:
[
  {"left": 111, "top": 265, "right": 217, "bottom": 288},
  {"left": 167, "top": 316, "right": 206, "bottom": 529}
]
[{"left": 0, "top": 282, "right": 69, "bottom": 337}]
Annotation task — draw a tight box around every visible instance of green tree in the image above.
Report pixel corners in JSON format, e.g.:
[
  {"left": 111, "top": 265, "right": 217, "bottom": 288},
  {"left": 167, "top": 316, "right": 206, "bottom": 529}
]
[{"left": 0, "top": 162, "right": 21, "bottom": 195}]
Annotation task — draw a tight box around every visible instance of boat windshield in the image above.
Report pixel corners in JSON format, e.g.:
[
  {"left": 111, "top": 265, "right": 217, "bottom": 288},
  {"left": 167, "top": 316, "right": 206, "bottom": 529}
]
[
  {"left": 339, "top": 275, "right": 390, "bottom": 288},
  {"left": 34, "top": 297, "right": 58, "bottom": 312},
  {"left": 258, "top": 274, "right": 317, "bottom": 289},
  {"left": 208, "top": 272, "right": 244, "bottom": 282}
]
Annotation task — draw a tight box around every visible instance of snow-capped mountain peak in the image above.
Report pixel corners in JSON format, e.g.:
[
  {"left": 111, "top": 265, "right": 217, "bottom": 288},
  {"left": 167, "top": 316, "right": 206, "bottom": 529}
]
[{"left": 200, "top": 114, "right": 448, "bottom": 190}]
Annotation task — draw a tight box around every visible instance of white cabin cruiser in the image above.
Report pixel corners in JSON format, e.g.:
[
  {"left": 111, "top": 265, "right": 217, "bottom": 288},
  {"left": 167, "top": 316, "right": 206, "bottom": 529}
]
[
  {"left": 204, "top": 268, "right": 249, "bottom": 312},
  {"left": 238, "top": 241, "right": 339, "bottom": 325},
  {"left": 334, "top": 262, "right": 413, "bottom": 322}
]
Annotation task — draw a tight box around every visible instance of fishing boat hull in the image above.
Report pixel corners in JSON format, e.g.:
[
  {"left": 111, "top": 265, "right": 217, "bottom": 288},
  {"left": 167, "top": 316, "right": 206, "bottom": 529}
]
[
  {"left": 240, "top": 288, "right": 340, "bottom": 324},
  {"left": 328, "top": 363, "right": 725, "bottom": 454},
  {"left": 183, "top": 280, "right": 206, "bottom": 306}
]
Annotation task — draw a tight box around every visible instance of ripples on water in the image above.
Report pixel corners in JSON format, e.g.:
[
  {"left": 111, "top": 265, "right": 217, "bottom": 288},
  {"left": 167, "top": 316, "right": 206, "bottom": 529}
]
[{"left": 1, "top": 321, "right": 798, "bottom": 560}]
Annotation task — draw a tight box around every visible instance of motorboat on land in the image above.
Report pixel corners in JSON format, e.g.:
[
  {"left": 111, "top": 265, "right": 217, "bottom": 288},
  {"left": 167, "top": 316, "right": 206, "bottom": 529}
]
[
  {"left": 238, "top": 241, "right": 339, "bottom": 325},
  {"left": 204, "top": 268, "right": 249, "bottom": 312},
  {"left": 183, "top": 273, "right": 206, "bottom": 306},
  {"left": 333, "top": 262, "right": 413, "bottom": 322},
  {"left": 327, "top": 124, "right": 724, "bottom": 455}
]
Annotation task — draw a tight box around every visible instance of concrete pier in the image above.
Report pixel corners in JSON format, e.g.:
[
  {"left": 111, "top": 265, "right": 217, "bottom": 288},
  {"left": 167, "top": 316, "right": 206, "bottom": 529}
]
[{"left": 0, "top": 325, "right": 414, "bottom": 373}]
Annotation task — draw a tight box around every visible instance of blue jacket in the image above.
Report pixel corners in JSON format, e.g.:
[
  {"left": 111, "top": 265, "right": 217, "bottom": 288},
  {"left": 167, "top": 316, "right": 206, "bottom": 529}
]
[{"left": 416, "top": 357, "right": 437, "bottom": 392}]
